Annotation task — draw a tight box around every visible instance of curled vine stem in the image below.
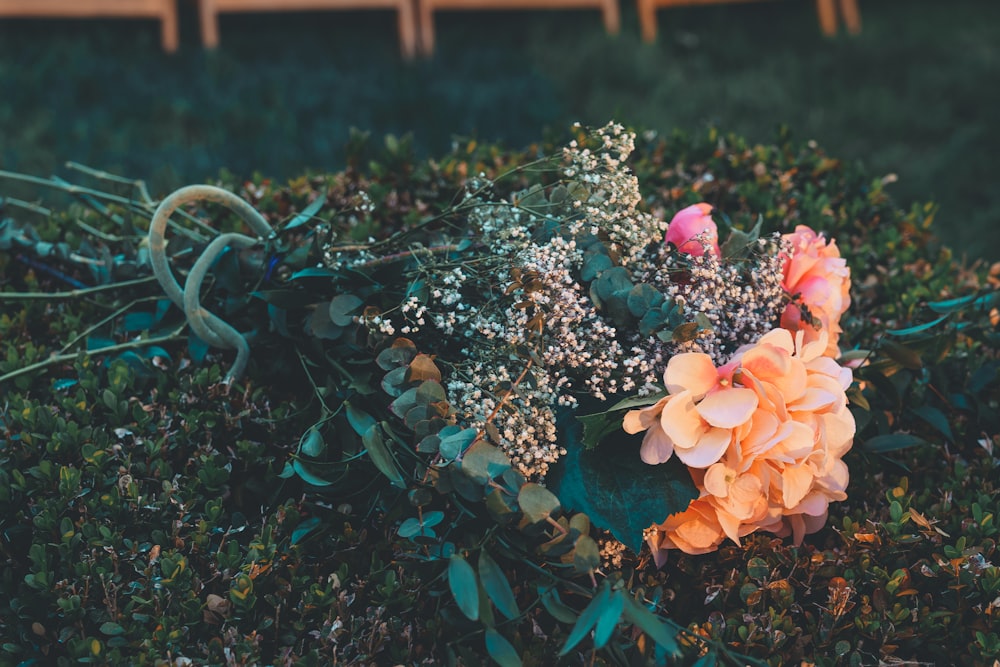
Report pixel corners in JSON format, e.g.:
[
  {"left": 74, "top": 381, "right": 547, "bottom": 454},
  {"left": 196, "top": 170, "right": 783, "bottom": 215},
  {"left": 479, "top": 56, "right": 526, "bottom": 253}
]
[{"left": 148, "top": 185, "right": 275, "bottom": 383}]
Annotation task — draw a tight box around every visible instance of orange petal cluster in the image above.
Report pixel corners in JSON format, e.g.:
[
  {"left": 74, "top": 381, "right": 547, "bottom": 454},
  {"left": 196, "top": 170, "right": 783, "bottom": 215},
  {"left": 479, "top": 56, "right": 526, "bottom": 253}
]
[
  {"left": 780, "top": 225, "right": 851, "bottom": 357},
  {"left": 625, "top": 328, "right": 855, "bottom": 564}
]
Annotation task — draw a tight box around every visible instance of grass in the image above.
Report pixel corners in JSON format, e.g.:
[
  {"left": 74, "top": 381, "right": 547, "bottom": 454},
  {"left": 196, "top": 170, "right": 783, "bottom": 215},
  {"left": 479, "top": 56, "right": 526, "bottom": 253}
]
[{"left": 0, "top": 0, "right": 998, "bottom": 257}]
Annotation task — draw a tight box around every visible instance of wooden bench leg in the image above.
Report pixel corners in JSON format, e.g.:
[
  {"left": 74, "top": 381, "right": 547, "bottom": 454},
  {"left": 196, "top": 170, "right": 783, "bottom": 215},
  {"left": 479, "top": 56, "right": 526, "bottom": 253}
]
[
  {"left": 418, "top": 0, "right": 434, "bottom": 57},
  {"left": 816, "top": 0, "right": 837, "bottom": 35},
  {"left": 398, "top": 0, "right": 417, "bottom": 59},
  {"left": 638, "top": 0, "right": 657, "bottom": 42},
  {"left": 161, "top": 3, "right": 179, "bottom": 52},
  {"left": 838, "top": 0, "right": 861, "bottom": 34},
  {"left": 601, "top": 0, "right": 620, "bottom": 35},
  {"left": 199, "top": 0, "right": 220, "bottom": 48}
]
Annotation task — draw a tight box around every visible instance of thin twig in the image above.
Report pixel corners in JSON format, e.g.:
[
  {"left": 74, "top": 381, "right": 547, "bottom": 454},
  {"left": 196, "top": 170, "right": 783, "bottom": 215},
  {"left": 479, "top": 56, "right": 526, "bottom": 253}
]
[
  {"left": 65, "top": 161, "right": 155, "bottom": 205},
  {"left": 0, "top": 326, "right": 185, "bottom": 384},
  {"left": 0, "top": 196, "right": 51, "bottom": 217},
  {"left": 0, "top": 275, "right": 159, "bottom": 301},
  {"left": 58, "top": 295, "right": 165, "bottom": 353}
]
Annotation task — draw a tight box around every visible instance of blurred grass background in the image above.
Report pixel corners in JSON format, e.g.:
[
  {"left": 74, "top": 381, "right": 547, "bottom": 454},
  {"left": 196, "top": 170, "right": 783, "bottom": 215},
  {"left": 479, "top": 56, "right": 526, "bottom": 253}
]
[{"left": 0, "top": 0, "right": 997, "bottom": 257}]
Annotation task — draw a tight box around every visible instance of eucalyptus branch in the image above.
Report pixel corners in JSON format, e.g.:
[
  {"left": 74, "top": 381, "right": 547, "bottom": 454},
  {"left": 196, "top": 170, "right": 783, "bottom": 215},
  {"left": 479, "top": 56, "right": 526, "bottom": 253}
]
[
  {"left": 0, "top": 327, "right": 185, "bottom": 385},
  {"left": 0, "top": 275, "right": 159, "bottom": 301}
]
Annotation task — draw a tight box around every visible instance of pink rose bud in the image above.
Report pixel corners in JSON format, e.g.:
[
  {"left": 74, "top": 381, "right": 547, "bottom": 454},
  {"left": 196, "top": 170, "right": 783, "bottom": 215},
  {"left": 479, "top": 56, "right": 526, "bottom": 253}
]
[{"left": 665, "top": 203, "right": 720, "bottom": 257}]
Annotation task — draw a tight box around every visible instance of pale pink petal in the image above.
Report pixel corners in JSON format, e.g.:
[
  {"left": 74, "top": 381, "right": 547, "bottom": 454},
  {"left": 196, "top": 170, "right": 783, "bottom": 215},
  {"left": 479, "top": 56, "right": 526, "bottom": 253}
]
[
  {"left": 640, "top": 426, "right": 675, "bottom": 465},
  {"left": 696, "top": 388, "right": 758, "bottom": 428},
  {"left": 664, "top": 353, "right": 718, "bottom": 397},
  {"left": 713, "top": 505, "right": 744, "bottom": 545},
  {"left": 782, "top": 465, "right": 814, "bottom": 509},
  {"left": 675, "top": 516, "right": 723, "bottom": 552},
  {"left": 790, "top": 387, "right": 839, "bottom": 412},
  {"left": 795, "top": 492, "right": 830, "bottom": 517},
  {"left": 801, "top": 511, "right": 830, "bottom": 535},
  {"left": 622, "top": 409, "right": 644, "bottom": 434},
  {"left": 729, "top": 473, "right": 764, "bottom": 508},
  {"left": 757, "top": 328, "right": 795, "bottom": 354},
  {"left": 703, "top": 463, "right": 731, "bottom": 498},
  {"left": 674, "top": 426, "right": 731, "bottom": 468},
  {"left": 799, "top": 329, "right": 830, "bottom": 362},
  {"left": 819, "top": 411, "right": 856, "bottom": 456},
  {"left": 660, "top": 390, "right": 706, "bottom": 448},
  {"left": 788, "top": 514, "right": 806, "bottom": 546}
]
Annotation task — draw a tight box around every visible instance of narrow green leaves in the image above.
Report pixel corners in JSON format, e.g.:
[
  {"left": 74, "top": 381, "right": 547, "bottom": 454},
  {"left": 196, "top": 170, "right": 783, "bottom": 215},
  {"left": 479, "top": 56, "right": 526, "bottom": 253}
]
[
  {"left": 484, "top": 629, "right": 521, "bottom": 667},
  {"left": 363, "top": 423, "right": 406, "bottom": 488},
  {"left": 559, "top": 584, "right": 609, "bottom": 656},
  {"left": 448, "top": 554, "right": 479, "bottom": 621},
  {"left": 478, "top": 551, "right": 519, "bottom": 621}
]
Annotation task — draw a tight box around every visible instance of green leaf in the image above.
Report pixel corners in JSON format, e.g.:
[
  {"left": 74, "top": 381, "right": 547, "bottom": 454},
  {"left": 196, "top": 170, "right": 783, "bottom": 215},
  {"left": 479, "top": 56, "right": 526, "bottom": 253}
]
[
  {"left": 927, "top": 293, "right": 977, "bottom": 314},
  {"left": 345, "top": 403, "right": 377, "bottom": 437},
  {"left": 291, "top": 517, "right": 321, "bottom": 545},
  {"left": 484, "top": 628, "right": 522, "bottom": 667},
  {"left": 539, "top": 586, "right": 578, "bottom": 624},
  {"left": 398, "top": 518, "right": 423, "bottom": 538},
  {"left": 439, "top": 428, "right": 478, "bottom": 460},
  {"left": 910, "top": 405, "right": 953, "bottom": 440},
  {"left": 285, "top": 193, "right": 327, "bottom": 231},
  {"left": 547, "top": 407, "right": 699, "bottom": 552},
  {"left": 329, "top": 294, "right": 364, "bottom": 327},
  {"left": 300, "top": 427, "right": 325, "bottom": 457},
  {"left": 478, "top": 551, "right": 520, "bottom": 621},
  {"left": 881, "top": 339, "right": 923, "bottom": 369},
  {"left": 306, "top": 302, "right": 344, "bottom": 340},
  {"left": 122, "top": 311, "right": 153, "bottom": 332},
  {"left": 364, "top": 424, "right": 406, "bottom": 488},
  {"left": 864, "top": 433, "right": 929, "bottom": 452},
  {"left": 885, "top": 314, "right": 949, "bottom": 337},
  {"left": 559, "top": 584, "right": 609, "bottom": 656},
  {"left": 517, "top": 483, "right": 561, "bottom": 524},
  {"left": 573, "top": 535, "right": 600, "bottom": 575},
  {"left": 289, "top": 266, "right": 338, "bottom": 280},
  {"left": 575, "top": 392, "right": 667, "bottom": 450},
  {"left": 593, "top": 589, "right": 625, "bottom": 649},
  {"left": 448, "top": 554, "right": 479, "bottom": 621},
  {"left": 292, "top": 460, "right": 333, "bottom": 487},
  {"left": 99, "top": 622, "right": 125, "bottom": 636},
  {"left": 459, "top": 440, "right": 511, "bottom": 483},
  {"left": 622, "top": 597, "right": 681, "bottom": 655},
  {"left": 720, "top": 215, "right": 762, "bottom": 260}
]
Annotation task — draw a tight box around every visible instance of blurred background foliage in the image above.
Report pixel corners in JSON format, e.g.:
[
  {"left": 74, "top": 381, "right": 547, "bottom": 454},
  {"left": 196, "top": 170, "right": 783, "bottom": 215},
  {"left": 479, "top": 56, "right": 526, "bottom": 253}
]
[{"left": 1, "top": 0, "right": 997, "bottom": 257}]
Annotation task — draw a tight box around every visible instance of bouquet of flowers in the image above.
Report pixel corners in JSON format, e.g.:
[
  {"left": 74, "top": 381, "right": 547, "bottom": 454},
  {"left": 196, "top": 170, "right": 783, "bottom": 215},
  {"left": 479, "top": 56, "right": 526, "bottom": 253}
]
[{"left": 296, "top": 122, "right": 856, "bottom": 563}]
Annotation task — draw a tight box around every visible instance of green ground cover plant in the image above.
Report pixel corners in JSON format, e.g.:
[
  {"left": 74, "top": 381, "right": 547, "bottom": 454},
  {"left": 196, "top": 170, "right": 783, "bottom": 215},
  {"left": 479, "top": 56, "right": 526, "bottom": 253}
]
[{"left": 2, "top": 125, "right": 1000, "bottom": 665}]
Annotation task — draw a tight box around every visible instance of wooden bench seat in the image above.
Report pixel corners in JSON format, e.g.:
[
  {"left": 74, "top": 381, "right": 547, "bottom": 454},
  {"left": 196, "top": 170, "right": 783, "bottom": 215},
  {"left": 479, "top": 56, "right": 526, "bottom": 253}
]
[
  {"left": 0, "top": 0, "right": 178, "bottom": 52},
  {"left": 418, "top": 0, "right": 620, "bottom": 57},
  {"left": 638, "top": 0, "right": 861, "bottom": 41},
  {"left": 197, "top": 0, "right": 418, "bottom": 59}
]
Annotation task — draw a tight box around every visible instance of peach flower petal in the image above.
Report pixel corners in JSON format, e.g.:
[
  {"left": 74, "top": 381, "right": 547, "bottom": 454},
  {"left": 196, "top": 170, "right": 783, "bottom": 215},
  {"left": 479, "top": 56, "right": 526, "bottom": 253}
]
[
  {"left": 660, "top": 390, "right": 705, "bottom": 447},
  {"left": 696, "top": 388, "right": 758, "bottom": 428},
  {"left": 674, "top": 427, "right": 731, "bottom": 468},
  {"left": 640, "top": 426, "right": 675, "bottom": 465},
  {"left": 664, "top": 353, "right": 719, "bottom": 398}
]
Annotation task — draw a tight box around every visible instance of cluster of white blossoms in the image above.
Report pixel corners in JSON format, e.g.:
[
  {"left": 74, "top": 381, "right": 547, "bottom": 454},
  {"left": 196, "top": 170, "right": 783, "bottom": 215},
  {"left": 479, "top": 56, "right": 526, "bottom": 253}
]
[
  {"left": 563, "top": 122, "right": 667, "bottom": 269},
  {"left": 638, "top": 236, "right": 788, "bottom": 364}
]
